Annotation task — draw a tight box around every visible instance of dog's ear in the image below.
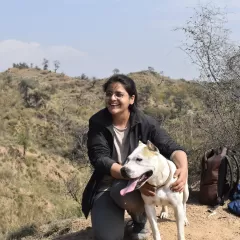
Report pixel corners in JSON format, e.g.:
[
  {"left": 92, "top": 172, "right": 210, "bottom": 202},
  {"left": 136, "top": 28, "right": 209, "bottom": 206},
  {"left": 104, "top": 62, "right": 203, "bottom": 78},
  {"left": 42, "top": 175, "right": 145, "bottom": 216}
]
[
  {"left": 147, "top": 140, "right": 159, "bottom": 152},
  {"left": 138, "top": 140, "right": 144, "bottom": 146}
]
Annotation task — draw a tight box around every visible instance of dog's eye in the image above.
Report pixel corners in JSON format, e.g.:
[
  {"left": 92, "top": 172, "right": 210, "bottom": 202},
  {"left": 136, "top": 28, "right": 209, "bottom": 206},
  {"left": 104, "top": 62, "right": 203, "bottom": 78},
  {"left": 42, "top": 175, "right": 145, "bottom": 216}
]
[{"left": 136, "top": 158, "right": 142, "bottom": 162}]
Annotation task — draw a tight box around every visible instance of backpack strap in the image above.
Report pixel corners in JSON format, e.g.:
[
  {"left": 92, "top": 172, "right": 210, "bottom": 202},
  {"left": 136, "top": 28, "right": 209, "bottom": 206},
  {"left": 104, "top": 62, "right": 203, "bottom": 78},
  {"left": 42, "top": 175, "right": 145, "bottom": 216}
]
[
  {"left": 224, "top": 155, "right": 233, "bottom": 194},
  {"left": 217, "top": 154, "right": 232, "bottom": 205},
  {"left": 216, "top": 147, "right": 228, "bottom": 205}
]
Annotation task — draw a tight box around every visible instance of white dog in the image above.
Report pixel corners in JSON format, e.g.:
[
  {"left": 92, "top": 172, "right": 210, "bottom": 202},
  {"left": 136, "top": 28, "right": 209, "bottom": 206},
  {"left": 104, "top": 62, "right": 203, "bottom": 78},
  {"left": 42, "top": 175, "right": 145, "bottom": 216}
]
[{"left": 120, "top": 141, "right": 189, "bottom": 240}]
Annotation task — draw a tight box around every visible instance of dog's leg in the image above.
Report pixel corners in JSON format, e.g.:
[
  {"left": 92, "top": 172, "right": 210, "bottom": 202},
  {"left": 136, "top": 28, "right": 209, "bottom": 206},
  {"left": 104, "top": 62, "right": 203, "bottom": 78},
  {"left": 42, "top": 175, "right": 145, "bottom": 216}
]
[
  {"left": 145, "top": 204, "right": 161, "bottom": 240},
  {"left": 183, "top": 184, "right": 189, "bottom": 226},
  {"left": 160, "top": 205, "right": 168, "bottom": 219},
  {"left": 174, "top": 204, "right": 185, "bottom": 240}
]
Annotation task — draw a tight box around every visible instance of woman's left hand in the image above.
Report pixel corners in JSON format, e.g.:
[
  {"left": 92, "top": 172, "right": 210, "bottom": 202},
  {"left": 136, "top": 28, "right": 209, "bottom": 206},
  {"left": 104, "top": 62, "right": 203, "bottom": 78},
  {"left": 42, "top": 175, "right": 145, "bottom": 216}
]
[
  {"left": 171, "top": 167, "right": 188, "bottom": 192},
  {"left": 140, "top": 182, "right": 156, "bottom": 196}
]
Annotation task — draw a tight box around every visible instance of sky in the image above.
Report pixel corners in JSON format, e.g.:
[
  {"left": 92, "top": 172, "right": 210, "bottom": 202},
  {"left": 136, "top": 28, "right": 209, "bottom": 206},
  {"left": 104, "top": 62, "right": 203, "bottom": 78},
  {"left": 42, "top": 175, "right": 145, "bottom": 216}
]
[{"left": 0, "top": 0, "right": 240, "bottom": 80}]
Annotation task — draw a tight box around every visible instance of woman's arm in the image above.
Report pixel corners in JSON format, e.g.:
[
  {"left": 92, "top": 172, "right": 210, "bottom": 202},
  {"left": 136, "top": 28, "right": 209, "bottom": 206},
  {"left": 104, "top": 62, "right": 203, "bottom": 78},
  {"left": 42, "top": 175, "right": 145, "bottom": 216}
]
[
  {"left": 149, "top": 117, "right": 188, "bottom": 192},
  {"left": 87, "top": 118, "right": 126, "bottom": 179},
  {"left": 87, "top": 118, "right": 115, "bottom": 175},
  {"left": 170, "top": 150, "right": 188, "bottom": 192}
]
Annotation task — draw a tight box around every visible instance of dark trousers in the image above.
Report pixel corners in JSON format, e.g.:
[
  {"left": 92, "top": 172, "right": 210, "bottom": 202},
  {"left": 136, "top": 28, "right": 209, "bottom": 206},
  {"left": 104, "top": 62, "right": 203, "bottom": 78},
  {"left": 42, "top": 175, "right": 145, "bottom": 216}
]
[{"left": 91, "top": 180, "right": 146, "bottom": 240}]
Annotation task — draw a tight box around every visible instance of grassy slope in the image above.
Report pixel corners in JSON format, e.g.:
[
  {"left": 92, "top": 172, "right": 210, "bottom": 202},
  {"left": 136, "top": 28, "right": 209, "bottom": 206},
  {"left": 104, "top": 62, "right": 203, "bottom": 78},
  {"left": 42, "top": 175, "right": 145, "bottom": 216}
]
[{"left": 0, "top": 68, "right": 204, "bottom": 237}]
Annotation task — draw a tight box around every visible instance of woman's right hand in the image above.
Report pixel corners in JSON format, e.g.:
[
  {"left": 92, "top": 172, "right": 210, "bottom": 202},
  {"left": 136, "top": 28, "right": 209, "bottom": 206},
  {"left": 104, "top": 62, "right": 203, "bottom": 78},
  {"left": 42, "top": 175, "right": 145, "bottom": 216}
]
[{"left": 110, "top": 163, "right": 125, "bottom": 179}]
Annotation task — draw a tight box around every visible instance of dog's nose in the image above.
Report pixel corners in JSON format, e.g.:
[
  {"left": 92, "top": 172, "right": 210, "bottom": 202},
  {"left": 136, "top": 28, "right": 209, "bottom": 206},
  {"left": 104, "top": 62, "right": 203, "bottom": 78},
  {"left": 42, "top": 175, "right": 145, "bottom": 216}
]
[{"left": 121, "top": 167, "right": 129, "bottom": 178}]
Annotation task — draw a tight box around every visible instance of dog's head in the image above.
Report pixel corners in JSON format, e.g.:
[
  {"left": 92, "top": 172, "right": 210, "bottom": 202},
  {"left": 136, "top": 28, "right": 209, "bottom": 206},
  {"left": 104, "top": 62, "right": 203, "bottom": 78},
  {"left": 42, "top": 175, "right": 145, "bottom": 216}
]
[{"left": 120, "top": 140, "right": 160, "bottom": 196}]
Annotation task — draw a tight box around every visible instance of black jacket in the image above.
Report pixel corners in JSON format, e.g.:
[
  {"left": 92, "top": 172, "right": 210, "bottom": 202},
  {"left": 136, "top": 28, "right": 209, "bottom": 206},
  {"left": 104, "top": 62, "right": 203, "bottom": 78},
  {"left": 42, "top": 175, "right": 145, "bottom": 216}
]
[{"left": 81, "top": 107, "right": 185, "bottom": 218}]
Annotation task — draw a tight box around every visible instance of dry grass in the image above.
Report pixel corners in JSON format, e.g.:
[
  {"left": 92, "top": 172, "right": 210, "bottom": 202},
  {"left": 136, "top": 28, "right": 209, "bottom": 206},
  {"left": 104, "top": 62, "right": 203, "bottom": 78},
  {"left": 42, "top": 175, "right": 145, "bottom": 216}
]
[{"left": 0, "top": 149, "right": 91, "bottom": 238}]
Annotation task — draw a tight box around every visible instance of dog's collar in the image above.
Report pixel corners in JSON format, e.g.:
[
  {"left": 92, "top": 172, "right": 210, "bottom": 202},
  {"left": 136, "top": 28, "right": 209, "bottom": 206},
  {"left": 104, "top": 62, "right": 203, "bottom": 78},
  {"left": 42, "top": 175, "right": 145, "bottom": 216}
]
[
  {"left": 147, "top": 182, "right": 165, "bottom": 189},
  {"left": 147, "top": 168, "right": 172, "bottom": 190}
]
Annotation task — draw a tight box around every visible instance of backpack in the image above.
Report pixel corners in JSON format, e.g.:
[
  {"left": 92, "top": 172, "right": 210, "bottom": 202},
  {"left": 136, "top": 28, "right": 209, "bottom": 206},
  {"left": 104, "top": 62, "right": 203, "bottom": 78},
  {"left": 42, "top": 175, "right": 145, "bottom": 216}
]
[
  {"left": 228, "top": 184, "right": 240, "bottom": 216},
  {"left": 230, "top": 183, "right": 240, "bottom": 201},
  {"left": 199, "top": 147, "right": 240, "bottom": 206},
  {"left": 228, "top": 200, "right": 240, "bottom": 216}
]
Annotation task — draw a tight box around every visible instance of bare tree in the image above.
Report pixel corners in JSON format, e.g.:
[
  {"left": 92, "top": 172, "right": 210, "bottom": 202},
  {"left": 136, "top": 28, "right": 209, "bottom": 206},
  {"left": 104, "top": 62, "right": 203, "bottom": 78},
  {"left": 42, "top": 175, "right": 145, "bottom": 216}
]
[
  {"left": 64, "top": 175, "right": 81, "bottom": 204},
  {"left": 148, "top": 66, "right": 155, "bottom": 73},
  {"left": 80, "top": 73, "right": 88, "bottom": 80},
  {"left": 70, "top": 125, "right": 89, "bottom": 165},
  {"left": 89, "top": 80, "right": 97, "bottom": 89},
  {"left": 178, "top": 4, "right": 240, "bottom": 149},
  {"left": 53, "top": 60, "right": 60, "bottom": 73},
  {"left": 14, "top": 118, "right": 30, "bottom": 157},
  {"left": 42, "top": 58, "right": 49, "bottom": 70}
]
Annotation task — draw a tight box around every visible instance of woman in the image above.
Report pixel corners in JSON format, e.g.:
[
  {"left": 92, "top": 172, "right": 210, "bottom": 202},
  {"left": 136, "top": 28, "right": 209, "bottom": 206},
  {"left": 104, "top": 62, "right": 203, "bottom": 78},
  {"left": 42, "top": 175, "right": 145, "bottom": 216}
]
[{"left": 82, "top": 74, "right": 188, "bottom": 240}]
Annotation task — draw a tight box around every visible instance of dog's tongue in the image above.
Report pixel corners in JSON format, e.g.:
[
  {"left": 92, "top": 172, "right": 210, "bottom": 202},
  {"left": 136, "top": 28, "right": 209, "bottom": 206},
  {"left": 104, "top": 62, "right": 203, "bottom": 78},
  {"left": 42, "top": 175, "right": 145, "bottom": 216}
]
[{"left": 120, "top": 178, "right": 139, "bottom": 196}]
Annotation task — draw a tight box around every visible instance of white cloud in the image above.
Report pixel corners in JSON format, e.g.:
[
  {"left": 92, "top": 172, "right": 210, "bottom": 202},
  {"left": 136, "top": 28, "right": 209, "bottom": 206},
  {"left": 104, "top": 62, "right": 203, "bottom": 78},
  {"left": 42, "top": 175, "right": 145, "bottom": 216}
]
[{"left": 0, "top": 39, "right": 86, "bottom": 72}]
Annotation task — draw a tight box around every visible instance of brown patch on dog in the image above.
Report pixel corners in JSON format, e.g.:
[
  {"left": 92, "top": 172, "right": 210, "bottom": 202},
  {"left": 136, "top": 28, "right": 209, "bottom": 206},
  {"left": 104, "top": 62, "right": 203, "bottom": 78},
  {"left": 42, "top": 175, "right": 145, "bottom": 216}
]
[{"left": 142, "top": 146, "right": 158, "bottom": 158}]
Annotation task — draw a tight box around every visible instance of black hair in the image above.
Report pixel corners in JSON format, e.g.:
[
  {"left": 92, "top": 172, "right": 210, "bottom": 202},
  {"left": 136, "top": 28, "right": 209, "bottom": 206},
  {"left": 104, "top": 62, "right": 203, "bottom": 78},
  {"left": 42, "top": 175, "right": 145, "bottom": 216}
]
[{"left": 103, "top": 74, "right": 138, "bottom": 109}]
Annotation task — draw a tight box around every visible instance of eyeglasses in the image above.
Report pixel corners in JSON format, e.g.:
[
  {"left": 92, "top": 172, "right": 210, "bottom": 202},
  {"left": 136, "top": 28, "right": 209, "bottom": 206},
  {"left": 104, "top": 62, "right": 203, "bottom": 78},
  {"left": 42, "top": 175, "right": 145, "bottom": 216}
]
[{"left": 105, "top": 91, "right": 126, "bottom": 99}]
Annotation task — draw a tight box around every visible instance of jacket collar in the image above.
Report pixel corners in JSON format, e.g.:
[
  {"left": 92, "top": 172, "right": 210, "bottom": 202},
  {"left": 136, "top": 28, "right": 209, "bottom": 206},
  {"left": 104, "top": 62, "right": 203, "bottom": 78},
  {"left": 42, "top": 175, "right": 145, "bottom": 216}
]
[{"left": 129, "top": 107, "right": 141, "bottom": 128}]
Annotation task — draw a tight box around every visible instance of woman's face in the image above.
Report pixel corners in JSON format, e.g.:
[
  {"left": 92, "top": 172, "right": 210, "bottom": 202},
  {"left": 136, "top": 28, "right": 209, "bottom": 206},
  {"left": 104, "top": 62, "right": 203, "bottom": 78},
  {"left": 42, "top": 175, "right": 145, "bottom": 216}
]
[{"left": 105, "top": 82, "right": 135, "bottom": 116}]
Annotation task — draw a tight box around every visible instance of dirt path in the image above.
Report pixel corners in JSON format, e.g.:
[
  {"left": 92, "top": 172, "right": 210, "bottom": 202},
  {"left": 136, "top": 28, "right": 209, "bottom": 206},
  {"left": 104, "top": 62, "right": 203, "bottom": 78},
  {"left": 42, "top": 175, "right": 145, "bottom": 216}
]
[{"left": 53, "top": 200, "right": 239, "bottom": 240}]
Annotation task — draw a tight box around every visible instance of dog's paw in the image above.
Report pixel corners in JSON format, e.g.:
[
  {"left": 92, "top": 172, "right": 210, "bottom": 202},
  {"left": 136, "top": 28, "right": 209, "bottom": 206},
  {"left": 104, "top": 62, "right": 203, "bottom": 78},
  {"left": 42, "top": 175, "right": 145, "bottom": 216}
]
[
  {"left": 184, "top": 218, "right": 189, "bottom": 226},
  {"left": 160, "top": 211, "right": 168, "bottom": 219}
]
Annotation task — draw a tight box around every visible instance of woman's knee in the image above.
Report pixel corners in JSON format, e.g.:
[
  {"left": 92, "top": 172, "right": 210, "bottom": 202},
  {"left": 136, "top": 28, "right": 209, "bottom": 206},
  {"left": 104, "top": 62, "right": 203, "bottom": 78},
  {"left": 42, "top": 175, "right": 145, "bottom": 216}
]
[{"left": 91, "top": 191, "right": 125, "bottom": 240}]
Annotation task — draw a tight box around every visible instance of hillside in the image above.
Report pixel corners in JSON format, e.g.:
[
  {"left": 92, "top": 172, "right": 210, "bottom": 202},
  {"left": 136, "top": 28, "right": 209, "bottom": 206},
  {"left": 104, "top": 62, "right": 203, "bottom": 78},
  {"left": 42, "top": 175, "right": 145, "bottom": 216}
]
[
  {"left": 0, "top": 68, "right": 204, "bottom": 155},
  {"left": 0, "top": 67, "right": 207, "bottom": 239}
]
